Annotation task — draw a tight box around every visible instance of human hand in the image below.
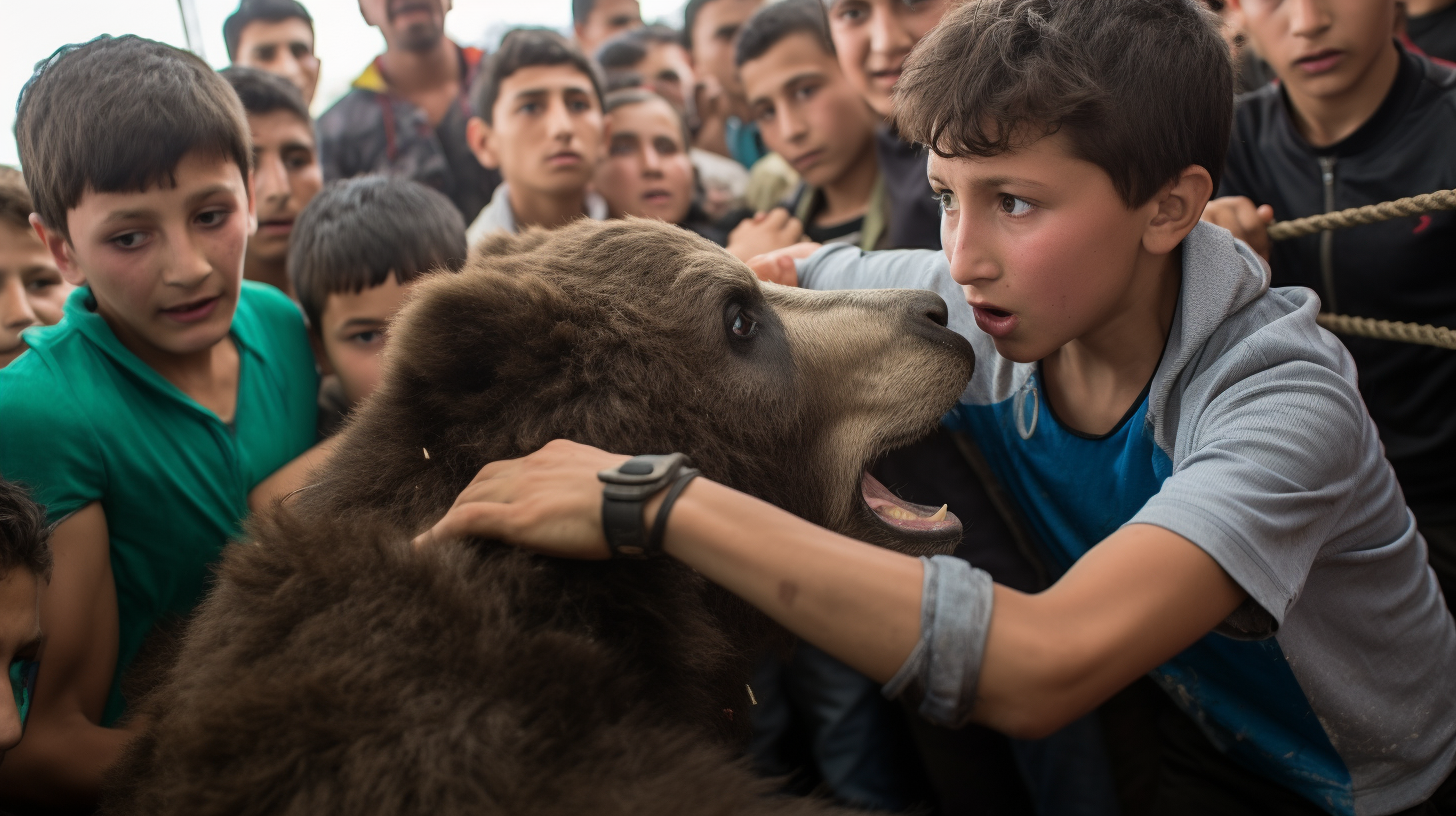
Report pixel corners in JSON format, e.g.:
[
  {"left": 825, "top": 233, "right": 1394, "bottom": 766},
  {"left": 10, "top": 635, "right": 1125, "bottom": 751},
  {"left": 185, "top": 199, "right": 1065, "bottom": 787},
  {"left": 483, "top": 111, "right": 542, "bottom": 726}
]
[
  {"left": 1201, "top": 196, "right": 1274, "bottom": 260},
  {"left": 746, "top": 242, "right": 822, "bottom": 286},
  {"left": 412, "top": 439, "right": 628, "bottom": 559},
  {"left": 726, "top": 208, "right": 805, "bottom": 262}
]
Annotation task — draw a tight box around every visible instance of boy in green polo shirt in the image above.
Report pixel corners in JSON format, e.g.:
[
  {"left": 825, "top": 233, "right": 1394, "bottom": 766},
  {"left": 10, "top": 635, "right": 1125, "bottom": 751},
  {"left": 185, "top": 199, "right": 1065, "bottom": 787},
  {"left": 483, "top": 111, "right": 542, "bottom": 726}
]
[{"left": 0, "top": 36, "right": 317, "bottom": 807}]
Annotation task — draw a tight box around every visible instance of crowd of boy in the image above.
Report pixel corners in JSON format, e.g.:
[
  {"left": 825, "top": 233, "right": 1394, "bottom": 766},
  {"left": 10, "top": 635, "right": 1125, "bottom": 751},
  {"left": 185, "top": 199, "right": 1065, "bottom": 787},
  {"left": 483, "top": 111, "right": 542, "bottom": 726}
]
[{"left": 0, "top": 0, "right": 1453, "bottom": 812}]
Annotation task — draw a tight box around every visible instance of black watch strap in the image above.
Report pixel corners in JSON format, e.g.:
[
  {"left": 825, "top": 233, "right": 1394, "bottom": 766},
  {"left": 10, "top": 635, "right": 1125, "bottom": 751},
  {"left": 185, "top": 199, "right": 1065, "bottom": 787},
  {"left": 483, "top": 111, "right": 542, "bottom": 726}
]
[{"left": 599, "top": 453, "right": 691, "bottom": 558}]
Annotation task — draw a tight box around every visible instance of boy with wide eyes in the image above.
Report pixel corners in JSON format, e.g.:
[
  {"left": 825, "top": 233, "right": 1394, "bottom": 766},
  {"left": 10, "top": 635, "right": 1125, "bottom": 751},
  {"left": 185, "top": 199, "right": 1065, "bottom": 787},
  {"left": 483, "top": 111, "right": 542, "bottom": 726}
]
[
  {"left": 0, "top": 36, "right": 318, "bottom": 808},
  {"left": 222, "top": 67, "right": 324, "bottom": 298},
  {"left": 224, "top": 0, "right": 321, "bottom": 105},
  {"left": 1202, "top": 0, "right": 1456, "bottom": 613},
  {"left": 0, "top": 168, "right": 72, "bottom": 369},
  {"left": 738, "top": 0, "right": 884, "bottom": 249},
  {"left": 288, "top": 176, "right": 467, "bottom": 434},
  {"left": 424, "top": 0, "right": 1456, "bottom": 812},
  {"left": 465, "top": 29, "right": 609, "bottom": 245},
  {"left": 823, "top": 0, "right": 950, "bottom": 251}
]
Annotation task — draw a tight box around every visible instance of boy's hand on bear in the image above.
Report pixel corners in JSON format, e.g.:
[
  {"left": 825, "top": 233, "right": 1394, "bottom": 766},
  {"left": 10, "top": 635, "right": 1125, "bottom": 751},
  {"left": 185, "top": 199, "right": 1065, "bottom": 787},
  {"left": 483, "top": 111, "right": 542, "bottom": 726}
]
[
  {"left": 1201, "top": 196, "right": 1275, "bottom": 261},
  {"left": 412, "top": 439, "right": 627, "bottom": 559},
  {"left": 746, "top": 242, "right": 823, "bottom": 287},
  {"left": 727, "top": 208, "right": 806, "bottom": 263}
]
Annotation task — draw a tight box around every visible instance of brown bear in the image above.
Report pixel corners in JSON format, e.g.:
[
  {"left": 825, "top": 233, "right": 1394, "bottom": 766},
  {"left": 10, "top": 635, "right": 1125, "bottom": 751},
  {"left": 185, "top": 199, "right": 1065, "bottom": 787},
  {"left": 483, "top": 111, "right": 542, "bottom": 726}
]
[{"left": 102, "top": 219, "right": 974, "bottom": 816}]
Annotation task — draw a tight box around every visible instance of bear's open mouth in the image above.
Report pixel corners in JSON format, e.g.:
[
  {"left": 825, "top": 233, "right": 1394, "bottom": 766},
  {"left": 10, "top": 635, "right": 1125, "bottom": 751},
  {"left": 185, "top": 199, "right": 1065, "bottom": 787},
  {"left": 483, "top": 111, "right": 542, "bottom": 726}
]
[{"left": 860, "top": 471, "right": 961, "bottom": 534}]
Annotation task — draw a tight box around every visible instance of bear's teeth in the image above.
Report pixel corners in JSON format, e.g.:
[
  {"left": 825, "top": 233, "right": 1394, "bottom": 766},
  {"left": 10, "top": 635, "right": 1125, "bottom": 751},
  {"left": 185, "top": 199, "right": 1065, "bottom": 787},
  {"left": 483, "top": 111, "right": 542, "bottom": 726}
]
[
  {"left": 881, "top": 506, "right": 920, "bottom": 521},
  {"left": 928, "top": 504, "right": 948, "bottom": 522}
]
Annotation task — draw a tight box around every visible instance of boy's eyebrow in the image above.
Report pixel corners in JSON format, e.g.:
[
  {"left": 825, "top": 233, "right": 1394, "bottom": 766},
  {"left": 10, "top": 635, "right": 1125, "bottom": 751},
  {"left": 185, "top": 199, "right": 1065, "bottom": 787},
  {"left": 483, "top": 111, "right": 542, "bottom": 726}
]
[
  {"left": 338, "top": 317, "right": 387, "bottom": 330},
  {"left": 928, "top": 172, "right": 1051, "bottom": 191}
]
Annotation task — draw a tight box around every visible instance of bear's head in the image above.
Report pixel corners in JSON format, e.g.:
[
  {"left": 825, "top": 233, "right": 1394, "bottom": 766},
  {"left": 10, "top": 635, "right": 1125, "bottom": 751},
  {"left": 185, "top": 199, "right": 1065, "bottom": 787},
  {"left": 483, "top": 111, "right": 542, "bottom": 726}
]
[{"left": 310, "top": 218, "right": 974, "bottom": 555}]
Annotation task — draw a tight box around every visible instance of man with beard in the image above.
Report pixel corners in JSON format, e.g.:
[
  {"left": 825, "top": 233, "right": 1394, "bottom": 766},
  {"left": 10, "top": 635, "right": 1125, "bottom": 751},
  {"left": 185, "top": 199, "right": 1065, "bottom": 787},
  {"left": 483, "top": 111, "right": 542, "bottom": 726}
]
[{"left": 317, "top": 0, "right": 500, "bottom": 223}]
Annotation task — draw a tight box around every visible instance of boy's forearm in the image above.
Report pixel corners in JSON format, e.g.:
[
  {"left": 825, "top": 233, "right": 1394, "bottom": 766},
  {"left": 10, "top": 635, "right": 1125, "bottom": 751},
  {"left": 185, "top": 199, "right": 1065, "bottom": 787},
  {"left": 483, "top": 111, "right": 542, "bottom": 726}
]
[{"left": 659, "top": 479, "right": 925, "bottom": 683}]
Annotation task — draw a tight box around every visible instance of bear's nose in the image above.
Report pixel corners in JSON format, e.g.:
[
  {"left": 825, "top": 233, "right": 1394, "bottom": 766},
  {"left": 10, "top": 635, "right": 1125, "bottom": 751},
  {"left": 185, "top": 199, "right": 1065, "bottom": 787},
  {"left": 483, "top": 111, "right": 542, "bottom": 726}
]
[{"left": 909, "top": 291, "right": 949, "bottom": 328}]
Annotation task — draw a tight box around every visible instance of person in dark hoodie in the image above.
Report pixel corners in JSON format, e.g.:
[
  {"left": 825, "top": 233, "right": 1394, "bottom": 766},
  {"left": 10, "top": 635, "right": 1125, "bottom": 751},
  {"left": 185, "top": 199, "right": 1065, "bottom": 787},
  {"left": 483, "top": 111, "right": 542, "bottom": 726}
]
[{"left": 1204, "top": 0, "right": 1456, "bottom": 613}]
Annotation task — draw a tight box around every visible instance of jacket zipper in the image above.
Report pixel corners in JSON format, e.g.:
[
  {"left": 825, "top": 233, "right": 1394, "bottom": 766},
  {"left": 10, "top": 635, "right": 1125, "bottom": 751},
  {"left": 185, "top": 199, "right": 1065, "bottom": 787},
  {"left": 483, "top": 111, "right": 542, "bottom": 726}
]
[{"left": 1318, "top": 155, "right": 1338, "bottom": 314}]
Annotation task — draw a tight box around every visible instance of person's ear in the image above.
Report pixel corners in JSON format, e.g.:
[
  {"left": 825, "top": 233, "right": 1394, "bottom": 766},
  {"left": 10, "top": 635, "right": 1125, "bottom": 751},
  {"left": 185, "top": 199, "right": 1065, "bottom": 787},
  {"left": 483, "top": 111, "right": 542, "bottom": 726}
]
[
  {"left": 29, "top": 214, "right": 86, "bottom": 287},
  {"left": 466, "top": 116, "right": 501, "bottom": 169},
  {"left": 1142, "top": 164, "right": 1214, "bottom": 255},
  {"left": 309, "top": 329, "right": 335, "bottom": 376}
]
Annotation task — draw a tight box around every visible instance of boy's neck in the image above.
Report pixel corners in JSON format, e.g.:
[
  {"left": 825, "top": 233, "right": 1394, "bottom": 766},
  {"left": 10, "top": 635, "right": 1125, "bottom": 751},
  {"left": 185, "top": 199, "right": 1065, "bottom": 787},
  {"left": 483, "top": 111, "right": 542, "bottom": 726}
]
[
  {"left": 1040, "top": 248, "right": 1180, "bottom": 437},
  {"left": 816, "top": 141, "right": 879, "bottom": 227},
  {"left": 1285, "top": 41, "right": 1401, "bottom": 148},
  {"left": 95, "top": 302, "right": 241, "bottom": 423},
  {"left": 243, "top": 253, "right": 290, "bottom": 297},
  {"left": 508, "top": 184, "right": 590, "bottom": 231},
  {"left": 380, "top": 38, "right": 459, "bottom": 96}
]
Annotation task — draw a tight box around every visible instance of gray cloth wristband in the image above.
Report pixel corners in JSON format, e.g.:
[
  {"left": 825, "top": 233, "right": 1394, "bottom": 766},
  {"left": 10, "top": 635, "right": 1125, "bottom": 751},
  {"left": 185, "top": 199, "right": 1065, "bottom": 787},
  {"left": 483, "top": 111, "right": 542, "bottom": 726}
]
[{"left": 882, "top": 555, "right": 996, "bottom": 728}]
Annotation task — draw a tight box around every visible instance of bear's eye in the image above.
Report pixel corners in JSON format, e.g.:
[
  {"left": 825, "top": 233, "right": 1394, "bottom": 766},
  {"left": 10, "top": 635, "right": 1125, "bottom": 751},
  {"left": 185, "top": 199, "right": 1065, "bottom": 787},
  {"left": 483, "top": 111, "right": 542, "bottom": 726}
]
[{"left": 730, "top": 310, "right": 758, "bottom": 339}]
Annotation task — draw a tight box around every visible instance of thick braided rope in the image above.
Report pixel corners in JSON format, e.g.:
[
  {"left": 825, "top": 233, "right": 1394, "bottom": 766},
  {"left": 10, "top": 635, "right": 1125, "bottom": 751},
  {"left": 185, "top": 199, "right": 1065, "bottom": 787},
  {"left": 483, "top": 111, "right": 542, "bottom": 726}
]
[
  {"left": 1264, "top": 189, "right": 1456, "bottom": 349},
  {"left": 1266, "top": 188, "right": 1456, "bottom": 240}
]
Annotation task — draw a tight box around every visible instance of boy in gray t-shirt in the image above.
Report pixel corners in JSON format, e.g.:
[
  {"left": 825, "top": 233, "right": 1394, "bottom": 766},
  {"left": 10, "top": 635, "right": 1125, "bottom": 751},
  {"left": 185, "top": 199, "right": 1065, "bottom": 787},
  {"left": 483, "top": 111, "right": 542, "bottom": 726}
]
[{"left": 423, "top": 0, "right": 1456, "bottom": 812}]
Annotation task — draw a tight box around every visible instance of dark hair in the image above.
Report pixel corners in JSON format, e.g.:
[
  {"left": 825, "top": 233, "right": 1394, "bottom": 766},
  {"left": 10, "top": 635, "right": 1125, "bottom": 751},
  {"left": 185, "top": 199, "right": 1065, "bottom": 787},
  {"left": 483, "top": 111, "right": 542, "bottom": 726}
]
[
  {"left": 15, "top": 36, "right": 252, "bottom": 242},
  {"left": 224, "top": 0, "right": 314, "bottom": 62},
  {"left": 597, "top": 24, "right": 685, "bottom": 68},
  {"left": 572, "top": 0, "right": 597, "bottom": 24},
  {"left": 0, "top": 480, "right": 53, "bottom": 582},
  {"left": 893, "top": 0, "right": 1232, "bottom": 207},
  {"left": 735, "top": 0, "right": 833, "bottom": 67},
  {"left": 220, "top": 66, "right": 312, "bottom": 128},
  {"left": 0, "top": 167, "right": 34, "bottom": 233},
  {"left": 289, "top": 177, "right": 468, "bottom": 329},
  {"left": 603, "top": 88, "right": 692, "bottom": 149},
  {"left": 470, "top": 28, "right": 604, "bottom": 126}
]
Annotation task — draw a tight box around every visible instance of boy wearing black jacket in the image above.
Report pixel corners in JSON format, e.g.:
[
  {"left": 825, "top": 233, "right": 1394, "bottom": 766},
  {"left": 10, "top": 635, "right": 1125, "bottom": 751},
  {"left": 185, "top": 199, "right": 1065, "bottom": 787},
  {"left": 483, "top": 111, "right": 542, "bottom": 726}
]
[{"left": 1205, "top": 0, "right": 1456, "bottom": 610}]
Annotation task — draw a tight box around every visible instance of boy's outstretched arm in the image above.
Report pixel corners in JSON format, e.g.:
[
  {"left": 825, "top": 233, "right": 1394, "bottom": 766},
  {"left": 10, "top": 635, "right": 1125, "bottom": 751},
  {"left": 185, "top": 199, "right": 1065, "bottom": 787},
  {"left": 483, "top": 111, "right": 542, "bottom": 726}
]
[
  {"left": 0, "top": 503, "right": 138, "bottom": 806},
  {"left": 416, "top": 440, "right": 1247, "bottom": 739}
]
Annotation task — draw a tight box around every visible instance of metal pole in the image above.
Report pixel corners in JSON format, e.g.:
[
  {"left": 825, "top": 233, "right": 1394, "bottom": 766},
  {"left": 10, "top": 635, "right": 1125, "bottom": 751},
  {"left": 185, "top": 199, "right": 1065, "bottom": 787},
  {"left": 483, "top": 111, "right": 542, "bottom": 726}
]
[{"left": 176, "top": 0, "right": 207, "bottom": 61}]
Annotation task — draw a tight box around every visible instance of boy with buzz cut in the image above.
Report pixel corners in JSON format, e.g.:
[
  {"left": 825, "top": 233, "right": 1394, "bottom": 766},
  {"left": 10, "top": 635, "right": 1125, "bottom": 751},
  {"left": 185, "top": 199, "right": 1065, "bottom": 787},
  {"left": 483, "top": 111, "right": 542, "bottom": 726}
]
[
  {"left": 288, "top": 176, "right": 467, "bottom": 436},
  {"left": 737, "top": 0, "right": 885, "bottom": 250},
  {"left": 0, "top": 36, "right": 317, "bottom": 807},
  {"left": 421, "top": 0, "right": 1456, "bottom": 813},
  {"left": 464, "top": 28, "right": 609, "bottom": 245}
]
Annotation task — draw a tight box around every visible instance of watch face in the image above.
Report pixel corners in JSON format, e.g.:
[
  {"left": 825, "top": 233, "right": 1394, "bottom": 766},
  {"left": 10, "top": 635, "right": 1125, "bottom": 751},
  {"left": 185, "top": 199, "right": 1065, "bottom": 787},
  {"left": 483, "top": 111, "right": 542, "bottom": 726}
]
[{"left": 9, "top": 658, "right": 37, "bottom": 730}]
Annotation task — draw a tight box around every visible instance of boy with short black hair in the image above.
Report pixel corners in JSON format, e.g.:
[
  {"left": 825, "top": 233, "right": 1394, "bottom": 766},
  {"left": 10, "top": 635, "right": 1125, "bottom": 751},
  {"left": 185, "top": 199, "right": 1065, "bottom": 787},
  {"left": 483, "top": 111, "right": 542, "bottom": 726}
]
[
  {"left": 0, "top": 478, "right": 52, "bottom": 767},
  {"left": 1204, "top": 0, "right": 1456, "bottom": 613},
  {"left": 224, "top": 0, "right": 320, "bottom": 105},
  {"left": 0, "top": 167, "right": 72, "bottom": 369},
  {"left": 737, "top": 0, "right": 884, "bottom": 249},
  {"left": 221, "top": 66, "right": 323, "bottom": 297},
  {"left": 289, "top": 176, "right": 467, "bottom": 429},
  {"left": 464, "top": 28, "right": 609, "bottom": 244},
  {"left": 440, "top": 0, "right": 1456, "bottom": 812},
  {"left": 0, "top": 36, "right": 317, "bottom": 806}
]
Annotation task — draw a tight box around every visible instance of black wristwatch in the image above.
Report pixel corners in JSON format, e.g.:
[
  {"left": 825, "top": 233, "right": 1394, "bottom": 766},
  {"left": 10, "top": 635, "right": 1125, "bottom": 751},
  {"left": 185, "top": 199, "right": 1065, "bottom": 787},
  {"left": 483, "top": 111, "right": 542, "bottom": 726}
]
[{"left": 598, "top": 453, "right": 699, "bottom": 558}]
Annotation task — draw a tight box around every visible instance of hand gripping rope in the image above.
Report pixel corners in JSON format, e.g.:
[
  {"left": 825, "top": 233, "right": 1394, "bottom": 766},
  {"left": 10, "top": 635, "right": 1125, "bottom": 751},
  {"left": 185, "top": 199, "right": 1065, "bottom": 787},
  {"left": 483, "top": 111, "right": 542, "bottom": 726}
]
[{"left": 1264, "top": 188, "right": 1456, "bottom": 350}]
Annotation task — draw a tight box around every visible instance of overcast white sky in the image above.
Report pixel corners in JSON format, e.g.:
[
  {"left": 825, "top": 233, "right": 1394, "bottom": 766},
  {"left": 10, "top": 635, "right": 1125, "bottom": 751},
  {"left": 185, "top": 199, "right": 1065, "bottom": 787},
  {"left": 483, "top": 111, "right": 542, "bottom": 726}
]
[{"left": 0, "top": 0, "right": 687, "bottom": 168}]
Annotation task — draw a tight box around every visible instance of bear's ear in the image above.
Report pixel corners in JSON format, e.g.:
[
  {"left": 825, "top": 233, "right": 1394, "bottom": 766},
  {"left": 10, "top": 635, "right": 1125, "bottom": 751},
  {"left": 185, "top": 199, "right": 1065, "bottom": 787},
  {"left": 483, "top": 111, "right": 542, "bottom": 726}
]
[{"left": 384, "top": 263, "right": 581, "bottom": 397}]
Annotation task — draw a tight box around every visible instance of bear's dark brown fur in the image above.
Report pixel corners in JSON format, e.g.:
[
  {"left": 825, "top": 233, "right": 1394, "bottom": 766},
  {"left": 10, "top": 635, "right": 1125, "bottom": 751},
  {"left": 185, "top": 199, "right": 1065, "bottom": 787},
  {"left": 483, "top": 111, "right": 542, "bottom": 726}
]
[{"left": 103, "top": 219, "right": 974, "bottom": 815}]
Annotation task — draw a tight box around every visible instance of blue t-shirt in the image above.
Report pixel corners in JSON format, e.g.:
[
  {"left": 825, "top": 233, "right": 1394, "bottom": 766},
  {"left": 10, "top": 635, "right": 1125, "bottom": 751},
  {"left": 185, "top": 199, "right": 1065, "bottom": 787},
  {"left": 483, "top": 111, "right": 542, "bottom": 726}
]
[{"left": 950, "top": 370, "right": 1350, "bottom": 812}]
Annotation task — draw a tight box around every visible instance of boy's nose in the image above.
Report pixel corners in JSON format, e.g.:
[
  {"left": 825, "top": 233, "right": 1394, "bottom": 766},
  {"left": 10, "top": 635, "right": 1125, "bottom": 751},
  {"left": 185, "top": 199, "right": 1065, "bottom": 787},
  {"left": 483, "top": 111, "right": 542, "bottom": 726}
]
[{"left": 0, "top": 277, "right": 40, "bottom": 332}]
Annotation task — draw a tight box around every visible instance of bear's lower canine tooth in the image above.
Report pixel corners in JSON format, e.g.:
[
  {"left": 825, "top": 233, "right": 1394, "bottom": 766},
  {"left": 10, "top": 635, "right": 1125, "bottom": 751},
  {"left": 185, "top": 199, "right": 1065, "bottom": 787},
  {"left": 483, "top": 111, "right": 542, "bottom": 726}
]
[{"left": 928, "top": 504, "right": 947, "bottom": 522}]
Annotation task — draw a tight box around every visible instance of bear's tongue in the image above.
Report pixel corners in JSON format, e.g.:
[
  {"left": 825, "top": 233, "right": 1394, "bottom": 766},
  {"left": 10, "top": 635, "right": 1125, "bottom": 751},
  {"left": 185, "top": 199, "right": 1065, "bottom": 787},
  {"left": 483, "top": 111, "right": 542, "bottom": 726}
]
[{"left": 861, "top": 472, "right": 960, "bottom": 532}]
